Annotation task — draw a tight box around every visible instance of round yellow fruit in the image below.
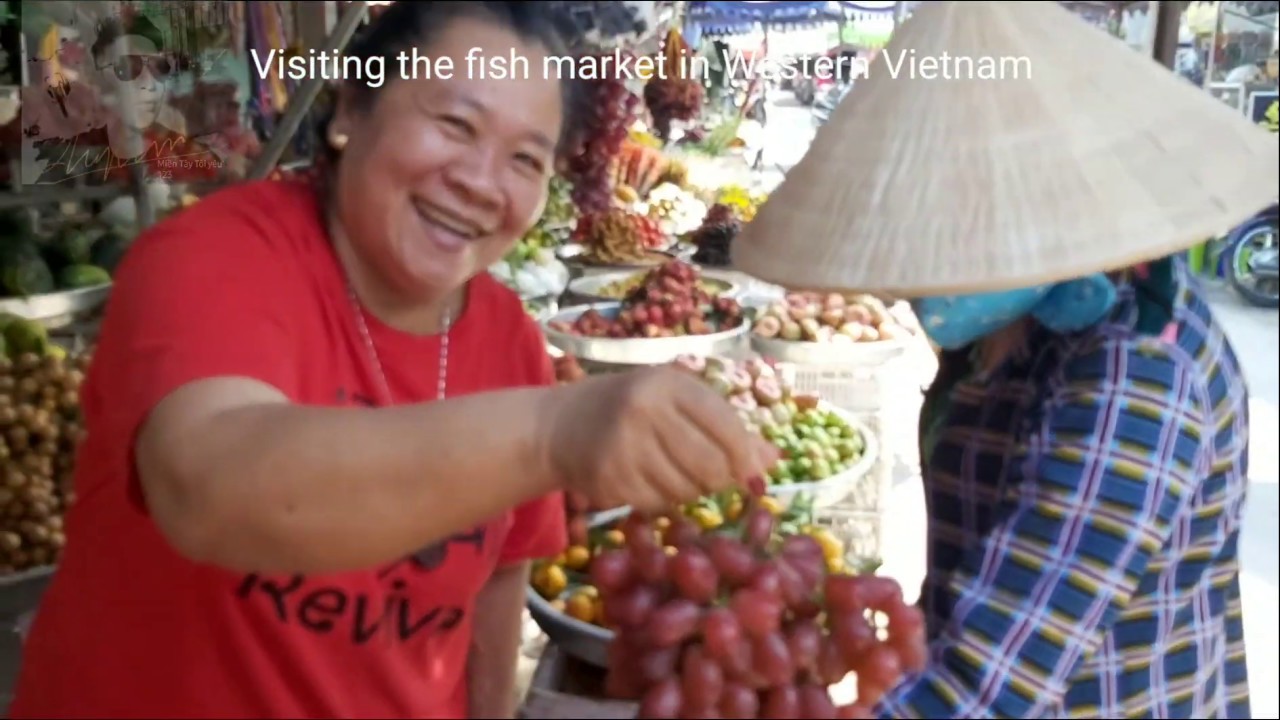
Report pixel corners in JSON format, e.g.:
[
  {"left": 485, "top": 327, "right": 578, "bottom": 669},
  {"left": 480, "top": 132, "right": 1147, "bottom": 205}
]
[
  {"left": 563, "top": 545, "right": 591, "bottom": 571},
  {"left": 689, "top": 506, "right": 724, "bottom": 531},
  {"left": 532, "top": 563, "right": 568, "bottom": 600},
  {"left": 565, "top": 590, "right": 596, "bottom": 623}
]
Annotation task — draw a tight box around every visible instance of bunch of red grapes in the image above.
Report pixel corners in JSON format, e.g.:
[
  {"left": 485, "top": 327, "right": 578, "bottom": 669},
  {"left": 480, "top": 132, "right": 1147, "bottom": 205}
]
[
  {"left": 644, "top": 79, "right": 706, "bottom": 141},
  {"left": 592, "top": 503, "right": 927, "bottom": 719},
  {"left": 565, "top": 54, "right": 641, "bottom": 214}
]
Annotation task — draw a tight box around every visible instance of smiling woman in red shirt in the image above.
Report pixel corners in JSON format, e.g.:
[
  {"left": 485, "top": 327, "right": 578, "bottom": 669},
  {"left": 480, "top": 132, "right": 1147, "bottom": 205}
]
[{"left": 10, "top": 3, "right": 777, "bottom": 718}]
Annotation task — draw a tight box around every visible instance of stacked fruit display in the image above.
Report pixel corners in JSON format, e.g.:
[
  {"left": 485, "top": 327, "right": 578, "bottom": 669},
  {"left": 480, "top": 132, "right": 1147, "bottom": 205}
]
[
  {"left": 689, "top": 203, "right": 742, "bottom": 268},
  {"left": 594, "top": 498, "right": 926, "bottom": 718},
  {"left": 752, "top": 293, "right": 915, "bottom": 345},
  {"left": 671, "top": 356, "right": 866, "bottom": 487},
  {"left": 573, "top": 208, "right": 668, "bottom": 265},
  {"left": 643, "top": 183, "right": 708, "bottom": 237},
  {"left": 613, "top": 141, "right": 672, "bottom": 199},
  {"left": 549, "top": 261, "right": 745, "bottom": 339},
  {"left": 0, "top": 325, "right": 90, "bottom": 576},
  {"left": 564, "top": 55, "right": 642, "bottom": 214},
  {"left": 643, "top": 30, "right": 705, "bottom": 141},
  {"left": 540, "top": 175, "right": 578, "bottom": 229},
  {"left": 494, "top": 237, "right": 569, "bottom": 300}
]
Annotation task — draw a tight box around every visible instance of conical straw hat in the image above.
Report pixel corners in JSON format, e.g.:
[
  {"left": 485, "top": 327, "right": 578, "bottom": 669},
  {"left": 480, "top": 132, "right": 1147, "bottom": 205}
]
[{"left": 731, "top": 1, "right": 1280, "bottom": 297}]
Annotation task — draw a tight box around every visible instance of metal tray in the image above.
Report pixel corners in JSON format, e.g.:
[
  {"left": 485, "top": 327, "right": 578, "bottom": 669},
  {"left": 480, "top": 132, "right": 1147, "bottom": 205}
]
[
  {"left": 751, "top": 334, "right": 909, "bottom": 366},
  {"left": 526, "top": 585, "right": 613, "bottom": 667},
  {"left": 565, "top": 270, "right": 741, "bottom": 305},
  {"left": 0, "top": 284, "right": 112, "bottom": 329},
  {"left": 542, "top": 303, "right": 749, "bottom": 365},
  {"left": 556, "top": 244, "right": 678, "bottom": 275}
]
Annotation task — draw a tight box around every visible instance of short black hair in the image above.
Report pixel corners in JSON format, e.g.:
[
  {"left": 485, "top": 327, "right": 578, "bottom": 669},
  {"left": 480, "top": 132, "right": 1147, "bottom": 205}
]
[{"left": 315, "top": 1, "right": 584, "bottom": 165}]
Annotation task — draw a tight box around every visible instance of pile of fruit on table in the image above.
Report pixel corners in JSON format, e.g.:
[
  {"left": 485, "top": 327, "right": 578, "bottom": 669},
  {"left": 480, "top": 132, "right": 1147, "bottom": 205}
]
[
  {"left": 491, "top": 177, "right": 576, "bottom": 300},
  {"left": 671, "top": 356, "right": 867, "bottom": 488},
  {"left": 752, "top": 292, "right": 915, "bottom": 345},
  {"left": 572, "top": 208, "right": 669, "bottom": 266},
  {"left": 712, "top": 185, "right": 767, "bottom": 224},
  {"left": 641, "top": 183, "right": 708, "bottom": 237},
  {"left": 549, "top": 261, "right": 745, "bottom": 340},
  {"left": 594, "top": 268, "right": 732, "bottom": 302},
  {"left": 0, "top": 323, "right": 90, "bottom": 576},
  {"left": 1, "top": 211, "right": 126, "bottom": 303},
  {"left": 544, "top": 487, "right": 924, "bottom": 719}
]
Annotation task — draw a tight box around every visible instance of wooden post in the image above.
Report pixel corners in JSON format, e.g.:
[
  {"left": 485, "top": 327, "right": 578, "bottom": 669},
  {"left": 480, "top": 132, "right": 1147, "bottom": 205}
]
[{"left": 1150, "top": 1, "right": 1186, "bottom": 70}]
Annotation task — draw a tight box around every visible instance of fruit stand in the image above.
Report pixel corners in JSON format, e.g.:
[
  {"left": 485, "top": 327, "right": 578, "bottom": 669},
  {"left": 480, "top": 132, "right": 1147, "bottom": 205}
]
[{"left": 485, "top": 14, "right": 944, "bottom": 713}]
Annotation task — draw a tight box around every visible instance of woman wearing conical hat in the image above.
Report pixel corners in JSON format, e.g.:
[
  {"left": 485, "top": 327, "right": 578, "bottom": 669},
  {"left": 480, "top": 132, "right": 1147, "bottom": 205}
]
[{"left": 735, "top": 3, "right": 1277, "bottom": 717}]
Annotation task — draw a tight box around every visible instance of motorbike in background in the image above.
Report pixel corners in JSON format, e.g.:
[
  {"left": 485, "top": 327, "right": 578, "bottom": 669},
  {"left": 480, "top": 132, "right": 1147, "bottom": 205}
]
[{"left": 1220, "top": 202, "right": 1279, "bottom": 308}]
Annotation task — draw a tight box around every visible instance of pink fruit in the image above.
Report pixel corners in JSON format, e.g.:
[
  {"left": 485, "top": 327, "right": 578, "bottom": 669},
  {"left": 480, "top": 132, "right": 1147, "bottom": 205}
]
[
  {"left": 742, "top": 357, "right": 775, "bottom": 379},
  {"left": 844, "top": 305, "right": 874, "bottom": 325},
  {"left": 752, "top": 376, "right": 784, "bottom": 405},
  {"left": 820, "top": 308, "right": 845, "bottom": 328},
  {"left": 823, "top": 293, "right": 846, "bottom": 310},
  {"left": 727, "top": 368, "right": 754, "bottom": 393},
  {"left": 789, "top": 304, "right": 816, "bottom": 322}
]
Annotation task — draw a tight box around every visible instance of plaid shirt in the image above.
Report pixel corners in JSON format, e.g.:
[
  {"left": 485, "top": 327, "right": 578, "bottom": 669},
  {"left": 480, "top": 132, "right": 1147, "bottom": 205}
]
[{"left": 877, "top": 264, "right": 1252, "bottom": 719}]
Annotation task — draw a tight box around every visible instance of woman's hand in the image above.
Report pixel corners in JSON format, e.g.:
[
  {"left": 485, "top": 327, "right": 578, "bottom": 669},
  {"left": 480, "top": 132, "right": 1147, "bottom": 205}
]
[{"left": 544, "top": 366, "right": 779, "bottom": 514}]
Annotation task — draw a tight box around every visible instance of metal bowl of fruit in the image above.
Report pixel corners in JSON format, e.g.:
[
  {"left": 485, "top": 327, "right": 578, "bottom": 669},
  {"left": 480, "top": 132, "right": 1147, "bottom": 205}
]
[
  {"left": 763, "top": 404, "right": 880, "bottom": 509},
  {"left": 542, "top": 303, "right": 750, "bottom": 365},
  {"left": 526, "top": 512, "right": 626, "bottom": 667},
  {"left": 749, "top": 293, "right": 915, "bottom": 366},
  {"left": 566, "top": 270, "right": 741, "bottom": 305}
]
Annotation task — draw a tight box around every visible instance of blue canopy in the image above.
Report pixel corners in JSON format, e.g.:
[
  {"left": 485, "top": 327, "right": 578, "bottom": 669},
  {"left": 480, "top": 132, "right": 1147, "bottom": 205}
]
[{"left": 687, "top": 1, "right": 896, "bottom": 36}]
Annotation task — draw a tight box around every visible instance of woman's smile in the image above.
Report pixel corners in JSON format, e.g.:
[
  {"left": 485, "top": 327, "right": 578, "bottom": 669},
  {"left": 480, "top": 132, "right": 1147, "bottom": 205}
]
[{"left": 412, "top": 200, "right": 485, "bottom": 254}]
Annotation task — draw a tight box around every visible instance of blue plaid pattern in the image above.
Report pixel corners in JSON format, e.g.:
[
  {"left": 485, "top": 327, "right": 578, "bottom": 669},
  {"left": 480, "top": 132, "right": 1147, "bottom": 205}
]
[{"left": 876, "top": 264, "right": 1252, "bottom": 718}]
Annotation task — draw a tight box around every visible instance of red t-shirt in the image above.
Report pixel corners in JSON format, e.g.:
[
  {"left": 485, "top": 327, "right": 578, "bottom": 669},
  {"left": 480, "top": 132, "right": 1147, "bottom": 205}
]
[{"left": 10, "top": 180, "right": 567, "bottom": 719}]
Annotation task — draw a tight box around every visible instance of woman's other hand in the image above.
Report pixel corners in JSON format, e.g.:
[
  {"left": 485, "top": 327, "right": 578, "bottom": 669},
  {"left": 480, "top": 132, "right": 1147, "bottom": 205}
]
[{"left": 544, "top": 366, "right": 780, "bottom": 514}]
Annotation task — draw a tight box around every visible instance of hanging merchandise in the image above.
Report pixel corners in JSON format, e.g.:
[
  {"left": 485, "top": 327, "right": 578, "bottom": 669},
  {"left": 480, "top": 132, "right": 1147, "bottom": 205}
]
[
  {"left": 244, "top": 0, "right": 277, "bottom": 141},
  {"left": 563, "top": 52, "right": 642, "bottom": 213},
  {"left": 643, "top": 29, "right": 706, "bottom": 140}
]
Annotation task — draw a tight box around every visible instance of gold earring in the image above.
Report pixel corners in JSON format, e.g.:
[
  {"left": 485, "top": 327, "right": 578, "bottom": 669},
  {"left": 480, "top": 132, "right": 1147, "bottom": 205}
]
[{"left": 329, "top": 133, "right": 349, "bottom": 150}]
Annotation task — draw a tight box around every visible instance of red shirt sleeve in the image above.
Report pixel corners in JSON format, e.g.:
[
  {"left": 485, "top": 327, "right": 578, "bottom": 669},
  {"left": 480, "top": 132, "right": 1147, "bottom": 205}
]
[
  {"left": 83, "top": 183, "right": 309, "bottom": 506},
  {"left": 496, "top": 317, "right": 567, "bottom": 566}
]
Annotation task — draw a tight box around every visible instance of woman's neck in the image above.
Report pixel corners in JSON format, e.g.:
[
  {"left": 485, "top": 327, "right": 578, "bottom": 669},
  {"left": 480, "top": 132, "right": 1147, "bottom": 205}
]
[{"left": 327, "top": 214, "right": 464, "bottom": 336}]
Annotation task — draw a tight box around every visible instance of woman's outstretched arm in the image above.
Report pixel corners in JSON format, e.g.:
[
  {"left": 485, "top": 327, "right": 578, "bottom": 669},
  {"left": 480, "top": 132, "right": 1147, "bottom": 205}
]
[{"left": 137, "top": 376, "right": 563, "bottom": 576}]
